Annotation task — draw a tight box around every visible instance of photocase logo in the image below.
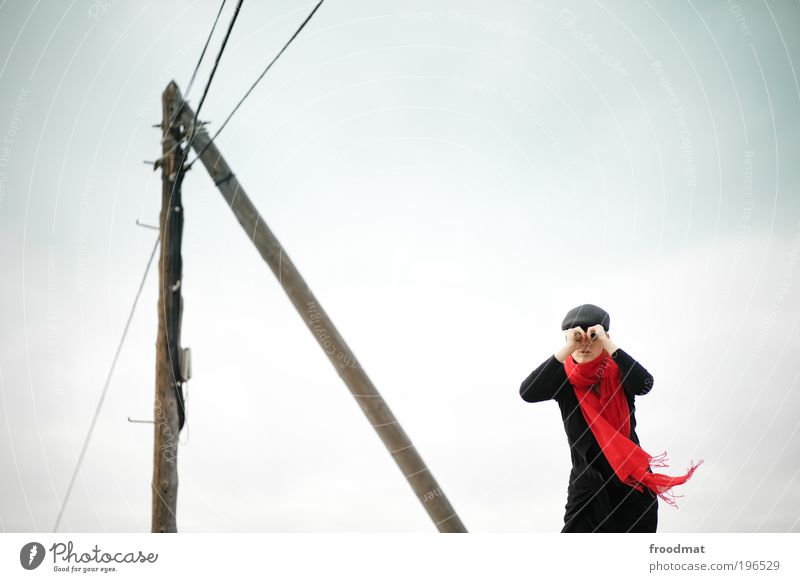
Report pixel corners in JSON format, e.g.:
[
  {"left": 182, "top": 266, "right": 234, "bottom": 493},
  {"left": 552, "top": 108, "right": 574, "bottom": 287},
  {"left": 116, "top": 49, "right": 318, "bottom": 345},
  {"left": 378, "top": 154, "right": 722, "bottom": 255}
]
[{"left": 19, "top": 542, "right": 46, "bottom": 570}]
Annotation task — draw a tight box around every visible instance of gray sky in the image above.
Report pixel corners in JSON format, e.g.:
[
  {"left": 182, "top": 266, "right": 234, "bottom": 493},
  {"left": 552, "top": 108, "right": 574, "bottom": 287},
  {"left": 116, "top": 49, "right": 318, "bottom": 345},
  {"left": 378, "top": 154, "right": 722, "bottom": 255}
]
[{"left": 1, "top": 0, "right": 799, "bottom": 533}]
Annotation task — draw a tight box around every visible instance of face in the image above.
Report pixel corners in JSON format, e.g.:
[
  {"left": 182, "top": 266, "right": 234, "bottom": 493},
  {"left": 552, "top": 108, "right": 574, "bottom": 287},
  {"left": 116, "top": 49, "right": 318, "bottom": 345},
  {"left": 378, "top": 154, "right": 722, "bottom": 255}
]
[{"left": 570, "top": 329, "right": 608, "bottom": 364}]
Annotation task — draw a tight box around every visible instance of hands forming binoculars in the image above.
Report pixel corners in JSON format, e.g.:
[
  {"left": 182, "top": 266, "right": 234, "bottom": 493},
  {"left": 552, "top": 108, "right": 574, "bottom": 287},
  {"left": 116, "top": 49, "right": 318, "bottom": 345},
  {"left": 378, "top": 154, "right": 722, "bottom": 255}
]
[
  {"left": 565, "top": 324, "right": 608, "bottom": 347},
  {"left": 555, "top": 324, "right": 617, "bottom": 363}
]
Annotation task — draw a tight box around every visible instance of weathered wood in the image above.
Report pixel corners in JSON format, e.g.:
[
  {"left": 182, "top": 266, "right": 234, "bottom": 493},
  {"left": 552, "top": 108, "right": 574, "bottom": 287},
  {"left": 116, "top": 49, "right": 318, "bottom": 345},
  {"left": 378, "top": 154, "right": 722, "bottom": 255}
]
[
  {"left": 152, "top": 80, "right": 184, "bottom": 533},
  {"left": 175, "top": 84, "right": 466, "bottom": 533}
]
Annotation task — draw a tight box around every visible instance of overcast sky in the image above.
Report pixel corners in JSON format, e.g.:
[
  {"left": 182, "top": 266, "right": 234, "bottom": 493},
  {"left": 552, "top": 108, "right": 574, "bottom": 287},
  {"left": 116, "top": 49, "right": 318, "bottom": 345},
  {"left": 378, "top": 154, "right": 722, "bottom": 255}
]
[{"left": 1, "top": 0, "right": 799, "bottom": 533}]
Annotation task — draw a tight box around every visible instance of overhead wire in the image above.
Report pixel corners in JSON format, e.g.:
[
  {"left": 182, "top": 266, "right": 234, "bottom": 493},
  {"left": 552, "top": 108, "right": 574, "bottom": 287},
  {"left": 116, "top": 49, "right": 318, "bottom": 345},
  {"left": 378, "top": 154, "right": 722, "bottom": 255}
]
[
  {"left": 53, "top": 235, "right": 160, "bottom": 533},
  {"left": 160, "top": 0, "right": 228, "bottom": 150},
  {"left": 184, "top": 0, "right": 229, "bottom": 100},
  {"left": 187, "top": 0, "right": 325, "bottom": 167},
  {"left": 189, "top": 0, "right": 245, "bottom": 139}
]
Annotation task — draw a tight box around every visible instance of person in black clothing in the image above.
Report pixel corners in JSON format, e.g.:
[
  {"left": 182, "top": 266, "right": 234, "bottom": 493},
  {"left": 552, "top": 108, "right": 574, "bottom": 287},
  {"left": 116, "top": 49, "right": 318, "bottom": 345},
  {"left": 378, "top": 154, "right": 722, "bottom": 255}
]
[{"left": 519, "top": 304, "right": 659, "bottom": 532}]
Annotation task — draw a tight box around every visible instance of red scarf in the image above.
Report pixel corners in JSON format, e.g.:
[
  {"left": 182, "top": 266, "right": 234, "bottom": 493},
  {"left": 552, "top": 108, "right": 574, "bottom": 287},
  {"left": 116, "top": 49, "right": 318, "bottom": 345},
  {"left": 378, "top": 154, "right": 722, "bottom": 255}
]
[{"left": 564, "top": 349, "right": 702, "bottom": 507}]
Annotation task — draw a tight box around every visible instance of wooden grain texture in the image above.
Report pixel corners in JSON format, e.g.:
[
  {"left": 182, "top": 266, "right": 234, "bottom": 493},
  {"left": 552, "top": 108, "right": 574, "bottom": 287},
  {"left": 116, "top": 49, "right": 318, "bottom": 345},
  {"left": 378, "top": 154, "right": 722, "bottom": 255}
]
[{"left": 152, "top": 81, "right": 184, "bottom": 533}]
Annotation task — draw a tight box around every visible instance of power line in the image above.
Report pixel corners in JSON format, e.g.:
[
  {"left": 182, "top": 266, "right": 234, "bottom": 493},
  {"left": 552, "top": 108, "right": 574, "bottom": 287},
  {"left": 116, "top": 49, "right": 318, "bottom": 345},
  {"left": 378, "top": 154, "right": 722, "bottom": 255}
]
[
  {"left": 163, "top": 0, "right": 245, "bottom": 205},
  {"left": 160, "top": 0, "right": 244, "bottom": 174},
  {"left": 53, "top": 235, "right": 160, "bottom": 533},
  {"left": 187, "top": 0, "right": 325, "bottom": 167},
  {"left": 191, "top": 0, "right": 244, "bottom": 135},
  {"left": 184, "top": 0, "right": 229, "bottom": 100},
  {"left": 159, "top": 0, "right": 228, "bottom": 151}
]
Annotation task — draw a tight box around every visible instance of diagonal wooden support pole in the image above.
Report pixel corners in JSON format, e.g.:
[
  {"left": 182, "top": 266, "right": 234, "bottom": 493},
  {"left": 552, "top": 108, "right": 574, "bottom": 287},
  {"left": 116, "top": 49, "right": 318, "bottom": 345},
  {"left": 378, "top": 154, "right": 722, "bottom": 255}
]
[{"left": 174, "top": 82, "right": 466, "bottom": 532}]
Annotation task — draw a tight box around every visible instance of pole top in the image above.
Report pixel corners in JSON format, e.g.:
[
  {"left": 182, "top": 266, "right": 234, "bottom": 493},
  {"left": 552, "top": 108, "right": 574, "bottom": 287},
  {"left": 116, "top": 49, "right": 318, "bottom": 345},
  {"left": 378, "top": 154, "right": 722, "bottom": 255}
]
[{"left": 163, "top": 80, "right": 182, "bottom": 101}]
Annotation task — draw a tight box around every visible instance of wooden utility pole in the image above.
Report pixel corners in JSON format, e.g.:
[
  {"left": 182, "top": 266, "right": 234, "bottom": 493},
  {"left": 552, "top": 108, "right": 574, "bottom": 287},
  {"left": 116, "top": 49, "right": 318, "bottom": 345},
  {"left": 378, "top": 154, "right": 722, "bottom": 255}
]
[
  {"left": 174, "top": 82, "right": 466, "bottom": 532},
  {"left": 152, "top": 81, "right": 186, "bottom": 533}
]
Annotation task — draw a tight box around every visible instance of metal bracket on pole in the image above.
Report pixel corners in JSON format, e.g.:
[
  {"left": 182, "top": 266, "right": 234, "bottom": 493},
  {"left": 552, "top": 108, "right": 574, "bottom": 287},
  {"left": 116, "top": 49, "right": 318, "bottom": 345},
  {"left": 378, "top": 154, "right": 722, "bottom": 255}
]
[{"left": 136, "top": 219, "right": 159, "bottom": 230}]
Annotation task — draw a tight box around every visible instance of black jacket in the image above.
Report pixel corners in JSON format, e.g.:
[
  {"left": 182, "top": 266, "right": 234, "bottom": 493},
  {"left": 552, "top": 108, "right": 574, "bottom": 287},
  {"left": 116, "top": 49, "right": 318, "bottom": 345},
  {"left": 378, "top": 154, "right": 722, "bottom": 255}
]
[{"left": 519, "top": 348, "right": 654, "bottom": 485}]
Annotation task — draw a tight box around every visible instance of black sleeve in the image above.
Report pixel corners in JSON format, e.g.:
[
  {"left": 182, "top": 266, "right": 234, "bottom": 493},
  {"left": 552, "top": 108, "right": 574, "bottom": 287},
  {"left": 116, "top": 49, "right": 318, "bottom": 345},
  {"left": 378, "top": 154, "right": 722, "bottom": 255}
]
[
  {"left": 611, "top": 348, "right": 654, "bottom": 396},
  {"left": 519, "top": 355, "right": 570, "bottom": 403}
]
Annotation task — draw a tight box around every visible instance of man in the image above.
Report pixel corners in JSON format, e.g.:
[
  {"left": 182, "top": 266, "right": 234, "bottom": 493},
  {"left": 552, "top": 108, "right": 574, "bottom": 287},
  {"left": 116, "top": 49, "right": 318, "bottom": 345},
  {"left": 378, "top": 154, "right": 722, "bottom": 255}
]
[{"left": 519, "top": 304, "right": 701, "bottom": 532}]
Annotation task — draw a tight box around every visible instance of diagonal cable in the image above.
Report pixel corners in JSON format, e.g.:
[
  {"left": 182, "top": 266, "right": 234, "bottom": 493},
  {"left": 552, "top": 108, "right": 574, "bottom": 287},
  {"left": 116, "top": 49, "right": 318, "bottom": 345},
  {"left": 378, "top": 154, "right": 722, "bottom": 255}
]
[{"left": 52, "top": 235, "right": 160, "bottom": 533}]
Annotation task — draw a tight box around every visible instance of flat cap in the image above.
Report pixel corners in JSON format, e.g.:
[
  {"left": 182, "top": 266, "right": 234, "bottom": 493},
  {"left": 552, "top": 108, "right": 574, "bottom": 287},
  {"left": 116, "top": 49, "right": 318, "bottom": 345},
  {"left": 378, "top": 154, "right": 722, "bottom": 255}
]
[{"left": 561, "top": 303, "right": 610, "bottom": 332}]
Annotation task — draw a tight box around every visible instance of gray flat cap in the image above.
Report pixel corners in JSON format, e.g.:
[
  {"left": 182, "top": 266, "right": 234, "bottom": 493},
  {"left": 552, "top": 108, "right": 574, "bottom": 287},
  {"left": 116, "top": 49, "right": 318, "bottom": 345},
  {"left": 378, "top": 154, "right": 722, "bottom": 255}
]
[{"left": 561, "top": 303, "right": 610, "bottom": 331}]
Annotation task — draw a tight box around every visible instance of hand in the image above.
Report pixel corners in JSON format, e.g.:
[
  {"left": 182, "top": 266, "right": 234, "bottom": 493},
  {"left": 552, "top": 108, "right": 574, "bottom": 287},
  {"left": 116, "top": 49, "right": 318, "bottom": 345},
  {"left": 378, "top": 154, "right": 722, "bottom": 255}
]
[
  {"left": 554, "top": 326, "right": 586, "bottom": 362},
  {"left": 586, "top": 324, "right": 617, "bottom": 354},
  {"left": 565, "top": 326, "right": 586, "bottom": 349}
]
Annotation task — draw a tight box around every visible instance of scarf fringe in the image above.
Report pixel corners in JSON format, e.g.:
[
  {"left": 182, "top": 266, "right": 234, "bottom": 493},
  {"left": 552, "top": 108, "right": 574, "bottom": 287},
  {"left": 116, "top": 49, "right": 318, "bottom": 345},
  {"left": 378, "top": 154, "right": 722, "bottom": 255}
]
[
  {"left": 657, "top": 489, "right": 683, "bottom": 508},
  {"left": 649, "top": 450, "right": 669, "bottom": 468},
  {"left": 643, "top": 459, "right": 705, "bottom": 509}
]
